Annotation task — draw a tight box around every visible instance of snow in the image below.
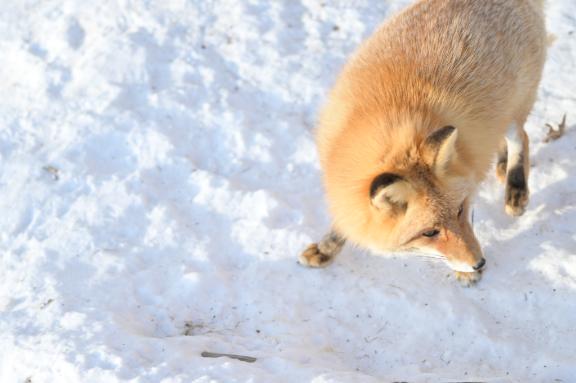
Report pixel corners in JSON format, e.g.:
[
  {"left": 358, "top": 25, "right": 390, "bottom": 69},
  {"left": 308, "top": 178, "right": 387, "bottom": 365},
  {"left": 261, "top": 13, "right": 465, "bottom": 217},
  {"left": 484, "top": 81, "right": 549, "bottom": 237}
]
[{"left": 0, "top": 0, "right": 575, "bottom": 382}]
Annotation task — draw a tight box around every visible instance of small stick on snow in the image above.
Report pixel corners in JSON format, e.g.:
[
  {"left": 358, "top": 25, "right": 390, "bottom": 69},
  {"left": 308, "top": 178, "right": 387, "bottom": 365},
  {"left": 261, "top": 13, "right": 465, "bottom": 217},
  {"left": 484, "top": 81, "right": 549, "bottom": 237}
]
[
  {"left": 43, "top": 165, "right": 60, "bottom": 181},
  {"left": 201, "top": 351, "right": 257, "bottom": 363},
  {"left": 544, "top": 114, "right": 567, "bottom": 143}
]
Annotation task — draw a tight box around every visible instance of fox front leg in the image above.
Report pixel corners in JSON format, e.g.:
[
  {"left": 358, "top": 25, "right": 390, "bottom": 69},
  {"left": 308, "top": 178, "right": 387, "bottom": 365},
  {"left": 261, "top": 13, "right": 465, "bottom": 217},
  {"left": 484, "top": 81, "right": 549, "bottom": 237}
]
[
  {"left": 454, "top": 271, "right": 482, "bottom": 287},
  {"left": 299, "top": 230, "right": 346, "bottom": 268}
]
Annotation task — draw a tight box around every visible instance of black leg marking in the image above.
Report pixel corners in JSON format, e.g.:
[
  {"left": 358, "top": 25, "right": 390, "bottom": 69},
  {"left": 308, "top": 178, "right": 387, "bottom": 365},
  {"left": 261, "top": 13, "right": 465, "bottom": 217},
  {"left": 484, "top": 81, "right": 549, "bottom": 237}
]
[
  {"left": 507, "top": 165, "right": 527, "bottom": 190},
  {"left": 505, "top": 162, "right": 529, "bottom": 216},
  {"left": 318, "top": 231, "right": 346, "bottom": 255}
]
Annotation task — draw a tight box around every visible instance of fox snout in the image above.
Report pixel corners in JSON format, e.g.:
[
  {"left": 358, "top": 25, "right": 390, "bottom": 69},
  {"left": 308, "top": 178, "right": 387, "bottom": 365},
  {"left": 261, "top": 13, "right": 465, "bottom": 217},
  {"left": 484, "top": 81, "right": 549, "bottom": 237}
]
[
  {"left": 446, "top": 256, "right": 486, "bottom": 273},
  {"left": 436, "top": 224, "right": 485, "bottom": 273},
  {"left": 473, "top": 258, "right": 486, "bottom": 271}
]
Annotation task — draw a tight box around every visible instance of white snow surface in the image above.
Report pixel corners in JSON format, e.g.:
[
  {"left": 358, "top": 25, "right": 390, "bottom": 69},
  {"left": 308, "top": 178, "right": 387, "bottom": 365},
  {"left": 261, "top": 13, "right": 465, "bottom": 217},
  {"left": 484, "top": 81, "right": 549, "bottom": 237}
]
[{"left": 1, "top": 1, "right": 575, "bottom": 382}]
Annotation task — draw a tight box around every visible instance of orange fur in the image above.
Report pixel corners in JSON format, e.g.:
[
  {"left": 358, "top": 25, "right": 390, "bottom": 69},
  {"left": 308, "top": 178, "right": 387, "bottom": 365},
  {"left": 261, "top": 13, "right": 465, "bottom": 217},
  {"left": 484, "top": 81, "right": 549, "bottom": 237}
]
[{"left": 316, "top": 0, "right": 546, "bottom": 274}]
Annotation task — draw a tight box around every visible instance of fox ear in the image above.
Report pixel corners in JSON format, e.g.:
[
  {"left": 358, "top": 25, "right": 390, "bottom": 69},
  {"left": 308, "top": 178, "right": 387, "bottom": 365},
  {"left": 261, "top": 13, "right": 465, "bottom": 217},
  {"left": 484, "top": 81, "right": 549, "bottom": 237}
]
[
  {"left": 370, "top": 173, "right": 412, "bottom": 211},
  {"left": 425, "top": 125, "right": 458, "bottom": 175}
]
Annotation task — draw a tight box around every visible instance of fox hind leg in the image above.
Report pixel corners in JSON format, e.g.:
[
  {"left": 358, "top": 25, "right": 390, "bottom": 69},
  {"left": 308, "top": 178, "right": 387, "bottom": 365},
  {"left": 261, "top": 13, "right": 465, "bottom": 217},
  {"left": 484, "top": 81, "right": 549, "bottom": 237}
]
[
  {"left": 299, "top": 230, "right": 346, "bottom": 267},
  {"left": 496, "top": 138, "right": 508, "bottom": 184},
  {"left": 504, "top": 123, "right": 530, "bottom": 216}
]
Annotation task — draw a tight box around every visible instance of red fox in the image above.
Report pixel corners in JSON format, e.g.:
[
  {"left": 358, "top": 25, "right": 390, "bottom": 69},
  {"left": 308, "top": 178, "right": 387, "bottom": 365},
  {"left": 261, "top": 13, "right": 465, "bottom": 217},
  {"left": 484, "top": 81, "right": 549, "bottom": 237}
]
[{"left": 299, "top": 0, "right": 547, "bottom": 286}]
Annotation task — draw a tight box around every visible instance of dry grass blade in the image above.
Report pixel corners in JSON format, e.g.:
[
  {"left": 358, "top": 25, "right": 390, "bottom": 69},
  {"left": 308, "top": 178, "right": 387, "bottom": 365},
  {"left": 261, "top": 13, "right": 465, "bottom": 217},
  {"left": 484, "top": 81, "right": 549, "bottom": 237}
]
[{"left": 544, "top": 114, "right": 567, "bottom": 143}]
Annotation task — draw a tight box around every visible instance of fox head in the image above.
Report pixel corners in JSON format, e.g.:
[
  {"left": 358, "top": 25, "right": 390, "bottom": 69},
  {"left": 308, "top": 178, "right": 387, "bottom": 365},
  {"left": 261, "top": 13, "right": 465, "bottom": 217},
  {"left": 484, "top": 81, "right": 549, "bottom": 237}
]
[
  {"left": 324, "top": 120, "right": 485, "bottom": 273},
  {"left": 369, "top": 125, "right": 485, "bottom": 272}
]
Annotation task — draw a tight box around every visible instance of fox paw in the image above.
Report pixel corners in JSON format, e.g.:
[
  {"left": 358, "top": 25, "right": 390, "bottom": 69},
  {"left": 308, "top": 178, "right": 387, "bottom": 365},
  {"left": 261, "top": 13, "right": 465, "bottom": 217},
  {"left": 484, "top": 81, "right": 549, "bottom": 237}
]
[
  {"left": 299, "top": 243, "right": 334, "bottom": 268},
  {"left": 505, "top": 184, "right": 529, "bottom": 217},
  {"left": 455, "top": 271, "right": 482, "bottom": 287},
  {"left": 505, "top": 165, "right": 529, "bottom": 217}
]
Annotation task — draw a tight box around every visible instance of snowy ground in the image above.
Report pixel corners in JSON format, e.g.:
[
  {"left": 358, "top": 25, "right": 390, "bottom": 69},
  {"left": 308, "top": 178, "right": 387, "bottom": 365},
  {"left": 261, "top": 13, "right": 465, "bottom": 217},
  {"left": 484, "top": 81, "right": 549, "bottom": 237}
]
[{"left": 1, "top": 1, "right": 575, "bottom": 382}]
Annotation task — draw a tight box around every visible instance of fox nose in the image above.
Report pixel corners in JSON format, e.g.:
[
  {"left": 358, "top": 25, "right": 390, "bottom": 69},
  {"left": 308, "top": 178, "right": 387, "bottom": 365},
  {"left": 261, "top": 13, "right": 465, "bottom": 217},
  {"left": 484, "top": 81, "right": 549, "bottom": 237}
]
[{"left": 473, "top": 258, "right": 486, "bottom": 271}]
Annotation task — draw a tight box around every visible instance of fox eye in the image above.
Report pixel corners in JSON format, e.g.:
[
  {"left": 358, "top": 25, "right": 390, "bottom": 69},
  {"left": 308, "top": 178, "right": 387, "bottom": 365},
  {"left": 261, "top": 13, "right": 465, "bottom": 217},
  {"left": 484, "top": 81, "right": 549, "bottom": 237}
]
[
  {"left": 457, "top": 203, "right": 464, "bottom": 218},
  {"left": 422, "top": 229, "right": 440, "bottom": 238}
]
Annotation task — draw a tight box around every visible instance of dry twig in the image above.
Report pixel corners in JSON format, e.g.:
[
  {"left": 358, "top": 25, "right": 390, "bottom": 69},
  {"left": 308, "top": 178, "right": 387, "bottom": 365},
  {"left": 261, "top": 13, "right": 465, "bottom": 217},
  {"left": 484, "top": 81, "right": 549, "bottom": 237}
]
[
  {"left": 544, "top": 114, "right": 567, "bottom": 143},
  {"left": 201, "top": 351, "right": 257, "bottom": 363}
]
